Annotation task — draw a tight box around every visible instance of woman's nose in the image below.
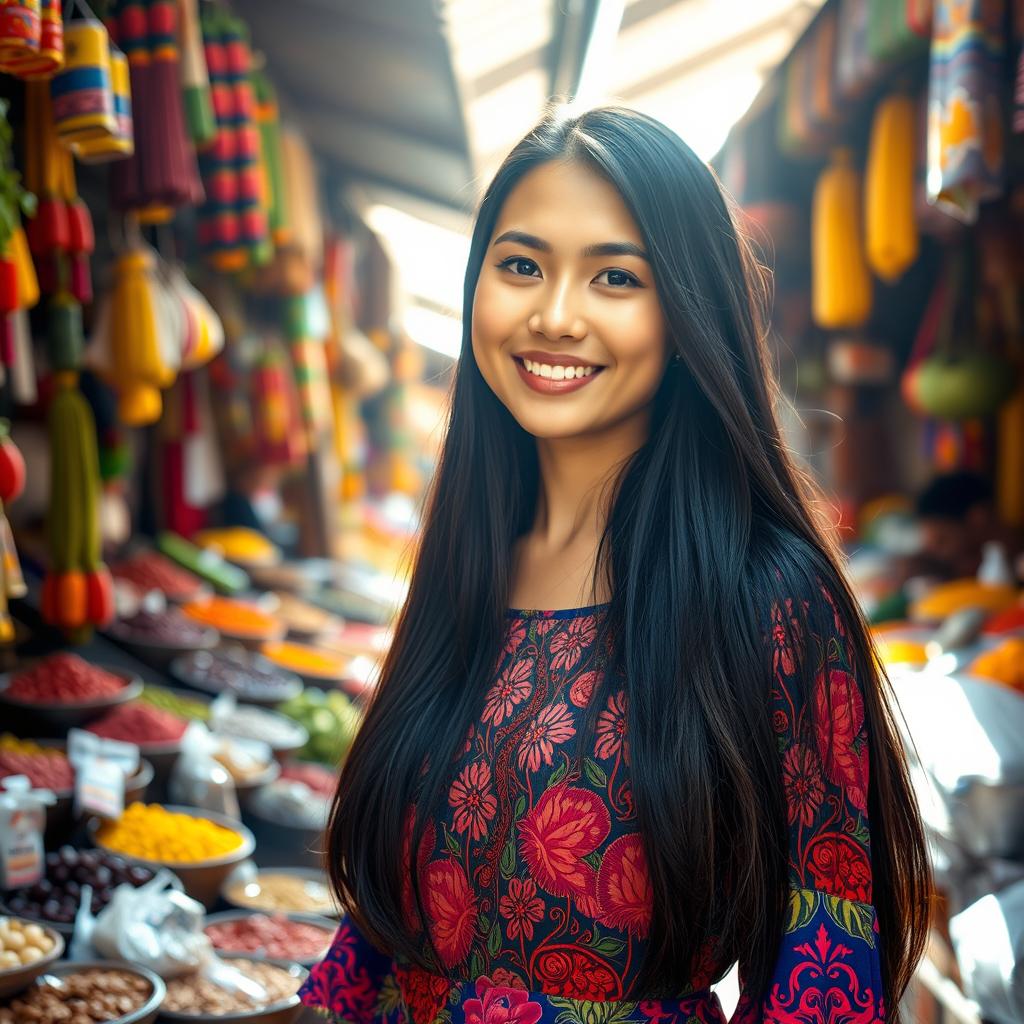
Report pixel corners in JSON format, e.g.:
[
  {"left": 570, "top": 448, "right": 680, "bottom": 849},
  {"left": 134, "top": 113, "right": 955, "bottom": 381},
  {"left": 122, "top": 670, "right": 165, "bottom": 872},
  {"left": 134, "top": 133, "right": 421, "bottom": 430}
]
[{"left": 528, "top": 280, "right": 586, "bottom": 342}]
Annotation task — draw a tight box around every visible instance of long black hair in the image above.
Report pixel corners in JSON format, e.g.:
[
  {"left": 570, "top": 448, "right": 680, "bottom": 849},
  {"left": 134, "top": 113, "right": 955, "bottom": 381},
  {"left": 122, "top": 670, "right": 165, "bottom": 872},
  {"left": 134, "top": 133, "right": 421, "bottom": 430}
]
[{"left": 327, "top": 106, "right": 930, "bottom": 1010}]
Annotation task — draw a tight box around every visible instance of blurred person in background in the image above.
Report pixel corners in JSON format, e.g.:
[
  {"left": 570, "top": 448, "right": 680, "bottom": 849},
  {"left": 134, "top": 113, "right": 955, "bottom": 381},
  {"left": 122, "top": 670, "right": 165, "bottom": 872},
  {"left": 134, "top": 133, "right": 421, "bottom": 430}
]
[{"left": 302, "top": 107, "right": 930, "bottom": 1024}]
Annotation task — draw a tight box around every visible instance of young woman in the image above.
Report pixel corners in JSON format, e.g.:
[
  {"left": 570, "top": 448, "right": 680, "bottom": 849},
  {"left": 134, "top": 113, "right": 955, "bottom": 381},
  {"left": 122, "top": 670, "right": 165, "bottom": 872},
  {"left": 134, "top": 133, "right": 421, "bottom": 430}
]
[{"left": 298, "top": 106, "right": 931, "bottom": 1024}]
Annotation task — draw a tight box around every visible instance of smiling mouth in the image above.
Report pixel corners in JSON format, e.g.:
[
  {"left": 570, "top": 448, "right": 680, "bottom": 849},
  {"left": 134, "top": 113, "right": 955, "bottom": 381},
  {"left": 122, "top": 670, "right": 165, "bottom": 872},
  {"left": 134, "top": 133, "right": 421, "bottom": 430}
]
[{"left": 512, "top": 356, "right": 605, "bottom": 394}]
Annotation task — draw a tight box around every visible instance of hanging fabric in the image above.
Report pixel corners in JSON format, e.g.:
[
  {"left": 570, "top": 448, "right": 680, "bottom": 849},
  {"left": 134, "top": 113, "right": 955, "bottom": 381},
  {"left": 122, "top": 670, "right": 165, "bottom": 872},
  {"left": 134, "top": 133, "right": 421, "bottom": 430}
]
[
  {"left": 108, "top": 0, "right": 202, "bottom": 217},
  {"left": 51, "top": 18, "right": 117, "bottom": 146},
  {"left": 926, "top": 0, "right": 1006, "bottom": 222},
  {"left": 197, "top": 8, "right": 269, "bottom": 271},
  {"left": 177, "top": 0, "right": 215, "bottom": 146},
  {"left": 0, "top": 0, "right": 63, "bottom": 78}
]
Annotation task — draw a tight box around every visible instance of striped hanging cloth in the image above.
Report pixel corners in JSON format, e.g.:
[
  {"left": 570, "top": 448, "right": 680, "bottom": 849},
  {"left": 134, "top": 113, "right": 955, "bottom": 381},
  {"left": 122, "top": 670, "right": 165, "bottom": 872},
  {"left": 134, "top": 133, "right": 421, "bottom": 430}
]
[{"left": 926, "top": 0, "right": 1006, "bottom": 222}]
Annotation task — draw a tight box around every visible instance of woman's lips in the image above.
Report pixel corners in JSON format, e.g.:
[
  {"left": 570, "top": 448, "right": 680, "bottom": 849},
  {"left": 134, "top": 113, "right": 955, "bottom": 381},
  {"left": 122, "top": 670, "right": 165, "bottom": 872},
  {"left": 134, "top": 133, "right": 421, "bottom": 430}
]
[{"left": 513, "top": 357, "right": 604, "bottom": 395}]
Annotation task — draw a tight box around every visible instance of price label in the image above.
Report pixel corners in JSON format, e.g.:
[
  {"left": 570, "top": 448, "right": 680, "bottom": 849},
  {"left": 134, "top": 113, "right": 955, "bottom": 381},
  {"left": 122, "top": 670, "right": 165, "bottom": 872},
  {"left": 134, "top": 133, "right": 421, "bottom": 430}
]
[
  {"left": 0, "top": 803, "right": 45, "bottom": 889},
  {"left": 75, "top": 757, "right": 126, "bottom": 820}
]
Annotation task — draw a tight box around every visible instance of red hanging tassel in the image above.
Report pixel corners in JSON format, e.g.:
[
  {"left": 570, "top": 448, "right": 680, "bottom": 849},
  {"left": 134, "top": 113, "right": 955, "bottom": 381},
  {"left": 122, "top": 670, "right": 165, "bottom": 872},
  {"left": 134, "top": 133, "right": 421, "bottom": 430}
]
[
  {"left": 0, "top": 259, "right": 17, "bottom": 314},
  {"left": 0, "top": 315, "right": 14, "bottom": 365},
  {"left": 69, "top": 254, "right": 92, "bottom": 304},
  {"left": 27, "top": 197, "right": 70, "bottom": 255}
]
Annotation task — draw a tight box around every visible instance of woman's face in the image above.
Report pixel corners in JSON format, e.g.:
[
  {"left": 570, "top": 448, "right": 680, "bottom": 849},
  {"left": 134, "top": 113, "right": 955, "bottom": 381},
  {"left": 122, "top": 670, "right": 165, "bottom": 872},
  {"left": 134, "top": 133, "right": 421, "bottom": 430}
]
[{"left": 472, "top": 159, "right": 668, "bottom": 441}]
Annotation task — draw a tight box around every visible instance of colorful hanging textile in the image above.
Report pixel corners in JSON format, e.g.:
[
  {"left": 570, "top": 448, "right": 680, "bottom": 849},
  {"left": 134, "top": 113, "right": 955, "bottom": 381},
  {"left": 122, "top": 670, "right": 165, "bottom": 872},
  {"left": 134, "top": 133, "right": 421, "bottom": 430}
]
[
  {"left": 0, "top": 0, "right": 63, "bottom": 79},
  {"left": 197, "top": 8, "right": 269, "bottom": 271},
  {"left": 107, "top": 0, "right": 203, "bottom": 217},
  {"left": 177, "top": 0, "right": 215, "bottom": 145},
  {"left": 836, "top": 0, "right": 882, "bottom": 100},
  {"left": 926, "top": 0, "right": 1006, "bottom": 222}
]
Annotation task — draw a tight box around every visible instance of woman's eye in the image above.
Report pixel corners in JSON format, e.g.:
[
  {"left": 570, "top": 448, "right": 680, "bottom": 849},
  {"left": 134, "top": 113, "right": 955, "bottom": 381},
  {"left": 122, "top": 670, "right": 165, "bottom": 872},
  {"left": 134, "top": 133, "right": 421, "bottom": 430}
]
[
  {"left": 498, "top": 257, "right": 541, "bottom": 278},
  {"left": 594, "top": 268, "right": 640, "bottom": 288}
]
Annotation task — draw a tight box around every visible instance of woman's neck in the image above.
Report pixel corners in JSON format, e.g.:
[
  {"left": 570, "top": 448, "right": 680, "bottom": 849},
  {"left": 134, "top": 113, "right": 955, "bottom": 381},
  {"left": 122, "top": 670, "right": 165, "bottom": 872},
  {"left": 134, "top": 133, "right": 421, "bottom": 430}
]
[{"left": 509, "top": 413, "right": 650, "bottom": 609}]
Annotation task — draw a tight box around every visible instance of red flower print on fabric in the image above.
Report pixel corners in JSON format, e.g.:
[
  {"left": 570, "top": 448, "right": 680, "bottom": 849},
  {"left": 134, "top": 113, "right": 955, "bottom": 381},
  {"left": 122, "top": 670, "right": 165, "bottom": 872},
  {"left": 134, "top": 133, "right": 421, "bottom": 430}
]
[
  {"left": 499, "top": 877, "right": 546, "bottom": 941},
  {"left": 597, "top": 834, "right": 652, "bottom": 937},
  {"left": 814, "top": 667, "right": 869, "bottom": 813},
  {"left": 489, "top": 967, "right": 527, "bottom": 989},
  {"left": 504, "top": 619, "right": 527, "bottom": 655},
  {"left": 806, "top": 833, "right": 873, "bottom": 903},
  {"left": 770, "top": 599, "right": 800, "bottom": 677},
  {"left": 299, "top": 924, "right": 379, "bottom": 1019},
  {"left": 424, "top": 859, "right": 477, "bottom": 968},
  {"left": 594, "top": 690, "right": 628, "bottom": 761},
  {"left": 483, "top": 659, "right": 534, "bottom": 727},
  {"left": 569, "top": 670, "right": 599, "bottom": 709},
  {"left": 516, "top": 701, "right": 576, "bottom": 772},
  {"left": 534, "top": 948, "right": 623, "bottom": 999},
  {"left": 395, "top": 964, "right": 452, "bottom": 1024},
  {"left": 548, "top": 615, "right": 597, "bottom": 672},
  {"left": 518, "top": 784, "right": 610, "bottom": 905},
  {"left": 463, "top": 976, "right": 543, "bottom": 1024},
  {"left": 782, "top": 743, "right": 825, "bottom": 828},
  {"left": 449, "top": 762, "right": 498, "bottom": 840}
]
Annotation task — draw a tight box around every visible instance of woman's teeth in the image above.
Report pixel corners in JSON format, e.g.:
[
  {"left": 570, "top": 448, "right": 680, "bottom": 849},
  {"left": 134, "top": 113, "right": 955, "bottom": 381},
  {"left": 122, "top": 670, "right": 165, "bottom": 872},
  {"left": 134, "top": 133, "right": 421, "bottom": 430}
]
[{"left": 521, "top": 359, "right": 597, "bottom": 381}]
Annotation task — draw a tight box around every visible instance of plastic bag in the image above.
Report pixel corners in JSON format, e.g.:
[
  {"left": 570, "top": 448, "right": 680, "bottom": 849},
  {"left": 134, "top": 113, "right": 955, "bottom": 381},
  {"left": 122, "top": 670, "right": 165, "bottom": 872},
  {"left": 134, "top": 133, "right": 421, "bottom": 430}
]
[
  {"left": 87, "top": 870, "right": 268, "bottom": 1001},
  {"left": 168, "top": 721, "right": 240, "bottom": 819}
]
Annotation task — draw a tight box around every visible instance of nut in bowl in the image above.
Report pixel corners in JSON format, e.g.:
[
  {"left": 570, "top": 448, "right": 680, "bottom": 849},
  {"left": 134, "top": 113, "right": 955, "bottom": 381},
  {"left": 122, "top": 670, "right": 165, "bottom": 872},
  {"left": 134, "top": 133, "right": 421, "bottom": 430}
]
[
  {"left": 221, "top": 867, "right": 338, "bottom": 918},
  {"left": 92, "top": 804, "right": 255, "bottom": 909},
  {"left": 159, "top": 953, "right": 306, "bottom": 1023},
  {"left": 0, "top": 959, "right": 165, "bottom": 1024},
  {"left": 0, "top": 916, "right": 64, "bottom": 999}
]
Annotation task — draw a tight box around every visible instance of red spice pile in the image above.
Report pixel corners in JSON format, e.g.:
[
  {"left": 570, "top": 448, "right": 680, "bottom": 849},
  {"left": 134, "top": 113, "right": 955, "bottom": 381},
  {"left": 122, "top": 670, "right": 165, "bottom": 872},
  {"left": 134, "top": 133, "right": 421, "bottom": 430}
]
[
  {"left": 87, "top": 702, "right": 187, "bottom": 745},
  {"left": 7, "top": 654, "right": 126, "bottom": 703}
]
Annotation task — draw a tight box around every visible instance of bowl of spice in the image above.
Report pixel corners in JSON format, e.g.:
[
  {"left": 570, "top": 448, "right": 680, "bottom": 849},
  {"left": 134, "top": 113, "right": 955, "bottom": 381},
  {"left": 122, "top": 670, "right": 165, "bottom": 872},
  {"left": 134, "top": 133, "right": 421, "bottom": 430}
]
[
  {"left": 159, "top": 954, "right": 305, "bottom": 1023},
  {"left": 258, "top": 642, "right": 349, "bottom": 689},
  {"left": 0, "top": 916, "right": 64, "bottom": 998},
  {"left": 211, "top": 704, "right": 308, "bottom": 764},
  {"left": 0, "top": 735, "right": 153, "bottom": 844},
  {"left": 0, "top": 959, "right": 165, "bottom": 1024},
  {"left": 106, "top": 606, "right": 219, "bottom": 667},
  {"left": 93, "top": 803, "right": 255, "bottom": 909},
  {"left": 1, "top": 847, "right": 172, "bottom": 936},
  {"left": 170, "top": 649, "right": 302, "bottom": 709},
  {"left": 85, "top": 699, "right": 192, "bottom": 789},
  {"left": 0, "top": 654, "right": 142, "bottom": 734},
  {"left": 111, "top": 550, "right": 208, "bottom": 604},
  {"left": 204, "top": 911, "right": 334, "bottom": 967},
  {"left": 268, "top": 593, "right": 341, "bottom": 642},
  {"left": 181, "top": 598, "right": 286, "bottom": 650},
  {"left": 222, "top": 868, "right": 338, "bottom": 918}
]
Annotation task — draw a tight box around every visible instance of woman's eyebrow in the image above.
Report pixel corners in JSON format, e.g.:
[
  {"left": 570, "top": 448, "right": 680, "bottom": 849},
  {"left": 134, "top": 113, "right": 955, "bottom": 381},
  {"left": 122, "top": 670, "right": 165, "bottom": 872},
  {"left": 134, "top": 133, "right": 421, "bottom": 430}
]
[{"left": 491, "top": 230, "right": 648, "bottom": 262}]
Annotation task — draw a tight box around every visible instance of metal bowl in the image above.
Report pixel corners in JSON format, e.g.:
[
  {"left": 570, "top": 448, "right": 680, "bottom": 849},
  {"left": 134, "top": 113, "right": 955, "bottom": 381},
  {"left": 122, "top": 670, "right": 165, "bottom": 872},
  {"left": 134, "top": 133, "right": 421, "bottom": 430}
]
[
  {"left": 0, "top": 664, "right": 143, "bottom": 735},
  {"left": 203, "top": 910, "right": 336, "bottom": 967},
  {"left": 0, "top": 921, "right": 64, "bottom": 998},
  {"left": 157, "top": 954, "right": 306, "bottom": 1024},
  {"left": 6, "top": 958, "right": 165, "bottom": 1023},
  {"left": 106, "top": 622, "right": 220, "bottom": 669},
  {"left": 241, "top": 797, "right": 326, "bottom": 871},
  {"left": 220, "top": 866, "right": 338, "bottom": 918},
  {"left": 92, "top": 805, "right": 256, "bottom": 909},
  {"left": 169, "top": 651, "right": 303, "bottom": 710}
]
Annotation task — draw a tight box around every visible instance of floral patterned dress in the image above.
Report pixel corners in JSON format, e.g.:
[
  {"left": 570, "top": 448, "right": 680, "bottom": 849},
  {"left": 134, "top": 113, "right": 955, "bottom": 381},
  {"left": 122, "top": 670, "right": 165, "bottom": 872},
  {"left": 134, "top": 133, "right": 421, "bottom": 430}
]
[{"left": 299, "top": 596, "right": 884, "bottom": 1024}]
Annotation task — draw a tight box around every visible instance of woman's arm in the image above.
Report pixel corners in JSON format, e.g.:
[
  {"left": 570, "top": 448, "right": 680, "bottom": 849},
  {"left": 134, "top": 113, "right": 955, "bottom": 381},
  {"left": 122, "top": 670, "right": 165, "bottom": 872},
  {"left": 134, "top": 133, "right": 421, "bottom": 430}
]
[{"left": 730, "top": 589, "right": 886, "bottom": 1024}]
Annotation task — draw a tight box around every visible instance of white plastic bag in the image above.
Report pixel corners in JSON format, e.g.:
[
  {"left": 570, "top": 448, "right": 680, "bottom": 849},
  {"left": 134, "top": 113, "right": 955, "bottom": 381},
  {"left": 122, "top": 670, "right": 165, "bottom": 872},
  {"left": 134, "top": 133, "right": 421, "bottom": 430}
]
[
  {"left": 90, "top": 870, "right": 267, "bottom": 1000},
  {"left": 168, "top": 721, "right": 240, "bottom": 819}
]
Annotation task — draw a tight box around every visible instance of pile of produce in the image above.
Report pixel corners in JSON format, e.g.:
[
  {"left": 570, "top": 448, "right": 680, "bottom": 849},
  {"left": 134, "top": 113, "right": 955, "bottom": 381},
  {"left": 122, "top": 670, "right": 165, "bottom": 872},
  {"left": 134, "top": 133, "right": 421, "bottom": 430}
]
[
  {"left": 205, "top": 913, "right": 331, "bottom": 961},
  {"left": 225, "top": 871, "right": 334, "bottom": 914},
  {"left": 181, "top": 596, "right": 282, "bottom": 641},
  {"left": 261, "top": 640, "right": 347, "bottom": 681},
  {"left": 0, "top": 917, "right": 55, "bottom": 969},
  {"left": 86, "top": 702, "right": 187, "bottom": 745},
  {"left": 911, "top": 580, "right": 1019, "bottom": 622},
  {"left": 139, "top": 684, "right": 209, "bottom": 721},
  {"left": 280, "top": 760, "right": 335, "bottom": 797},
  {"left": 272, "top": 591, "right": 339, "bottom": 637},
  {"left": 277, "top": 688, "right": 360, "bottom": 764},
  {"left": 0, "top": 735, "right": 74, "bottom": 790},
  {"left": 172, "top": 648, "right": 301, "bottom": 703},
  {"left": 162, "top": 958, "right": 299, "bottom": 1015},
  {"left": 0, "top": 966, "right": 152, "bottom": 1023},
  {"left": 970, "top": 638, "right": 1024, "bottom": 693},
  {"left": 97, "top": 803, "right": 243, "bottom": 863},
  {"left": 193, "top": 527, "right": 279, "bottom": 567},
  {"left": 3, "top": 848, "right": 156, "bottom": 925},
  {"left": 213, "top": 703, "right": 305, "bottom": 750},
  {"left": 107, "top": 606, "right": 212, "bottom": 646},
  {"left": 111, "top": 550, "right": 205, "bottom": 601},
  {"left": 4, "top": 653, "right": 126, "bottom": 702},
  {"left": 983, "top": 605, "right": 1024, "bottom": 636}
]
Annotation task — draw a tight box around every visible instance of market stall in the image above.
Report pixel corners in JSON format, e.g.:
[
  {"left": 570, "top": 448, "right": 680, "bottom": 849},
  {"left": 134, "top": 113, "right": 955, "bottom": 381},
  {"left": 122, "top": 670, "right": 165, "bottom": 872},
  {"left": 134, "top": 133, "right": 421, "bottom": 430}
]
[
  {"left": 715, "top": 1, "right": 1024, "bottom": 1020},
  {"left": 0, "top": 0, "right": 441, "bottom": 1019}
]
